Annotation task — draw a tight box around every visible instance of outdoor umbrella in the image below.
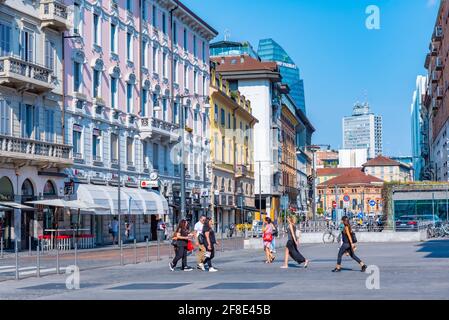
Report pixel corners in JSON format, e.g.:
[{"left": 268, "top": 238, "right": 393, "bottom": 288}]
[{"left": 65, "top": 200, "right": 110, "bottom": 236}]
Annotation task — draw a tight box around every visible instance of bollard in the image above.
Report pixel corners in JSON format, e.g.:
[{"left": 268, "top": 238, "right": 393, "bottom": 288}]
[
  {"left": 29, "top": 235, "right": 32, "bottom": 256},
  {"left": 157, "top": 237, "right": 160, "bottom": 261},
  {"left": 36, "top": 242, "right": 40, "bottom": 278},
  {"left": 56, "top": 238, "right": 60, "bottom": 275},
  {"left": 120, "top": 240, "right": 124, "bottom": 266},
  {"left": 15, "top": 239, "right": 19, "bottom": 280},
  {"left": 221, "top": 230, "right": 224, "bottom": 253},
  {"left": 134, "top": 239, "right": 137, "bottom": 264},
  {"left": 74, "top": 240, "right": 78, "bottom": 269},
  {"left": 1, "top": 237, "right": 3, "bottom": 258},
  {"left": 146, "top": 238, "right": 149, "bottom": 262}
]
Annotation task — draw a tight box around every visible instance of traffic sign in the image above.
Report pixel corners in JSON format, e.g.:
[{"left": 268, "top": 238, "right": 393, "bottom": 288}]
[
  {"left": 343, "top": 195, "right": 350, "bottom": 202},
  {"left": 369, "top": 200, "right": 376, "bottom": 207},
  {"left": 332, "top": 201, "right": 337, "bottom": 209}
]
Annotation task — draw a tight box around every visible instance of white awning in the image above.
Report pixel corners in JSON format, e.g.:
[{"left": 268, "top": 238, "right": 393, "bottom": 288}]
[
  {"left": 74, "top": 184, "right": 168, "bottom": 215},
  {"left": 0, "top": 201, "right": 35, "bottom": 210}
]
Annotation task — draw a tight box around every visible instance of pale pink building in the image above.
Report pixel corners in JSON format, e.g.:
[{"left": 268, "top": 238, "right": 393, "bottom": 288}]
[{"left": 64, "top": 0, "right": 218, "bottom": 244}]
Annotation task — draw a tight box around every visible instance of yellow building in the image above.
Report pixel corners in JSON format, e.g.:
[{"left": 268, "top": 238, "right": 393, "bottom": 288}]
[{"left": 209, "top": 63, "right": 258, "bottom": 229}]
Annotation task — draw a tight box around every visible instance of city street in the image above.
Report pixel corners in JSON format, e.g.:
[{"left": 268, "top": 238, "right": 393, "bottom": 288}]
[{"left": 0, "top": 240, "right": 448, "bottom": 300}]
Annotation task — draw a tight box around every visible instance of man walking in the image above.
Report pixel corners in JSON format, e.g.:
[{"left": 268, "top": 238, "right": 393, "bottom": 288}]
[{"left": 194, "top": 215, "right": 207, "bottom": 271}]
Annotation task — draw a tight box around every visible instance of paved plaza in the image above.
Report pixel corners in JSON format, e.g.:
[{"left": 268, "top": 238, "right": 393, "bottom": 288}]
[{"left": 0, "top": 240, "right": 448, "bottom": 300}]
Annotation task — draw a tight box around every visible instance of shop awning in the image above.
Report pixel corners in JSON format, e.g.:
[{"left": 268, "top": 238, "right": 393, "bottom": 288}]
[
  {"left": 75, "top": 184, "right": 168, "bottom": 215},
  {"left": 0, "top": 201, "right": 35, "bottom": 210}
]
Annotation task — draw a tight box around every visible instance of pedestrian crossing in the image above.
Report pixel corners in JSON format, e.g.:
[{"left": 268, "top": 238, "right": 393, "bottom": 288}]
[{"left": 0, "top": 265, "right": 67, "bottom": 276}]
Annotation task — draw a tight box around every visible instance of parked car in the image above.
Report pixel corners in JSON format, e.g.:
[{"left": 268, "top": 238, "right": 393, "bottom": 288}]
[{"left": 395, "top": 216, "right": 419, "bottom": 231}]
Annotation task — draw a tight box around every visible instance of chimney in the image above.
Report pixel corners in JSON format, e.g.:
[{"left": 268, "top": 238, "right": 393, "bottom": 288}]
[
  {"left": 221, "top": 56, "right": 225, "bottom": 64},
  {"left": 240, "top": 55, "right": 245, "bottom": 63}
]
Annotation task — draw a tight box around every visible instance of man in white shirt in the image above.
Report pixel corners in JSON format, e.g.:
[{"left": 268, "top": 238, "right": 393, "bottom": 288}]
[{"left": 194, "top": 215, "right": 207, "bottom": 271}]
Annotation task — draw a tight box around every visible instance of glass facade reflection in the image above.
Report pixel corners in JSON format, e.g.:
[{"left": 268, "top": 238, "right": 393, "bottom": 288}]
[{"left": 394, "top": 199, "right": 449, "bottom": 222}]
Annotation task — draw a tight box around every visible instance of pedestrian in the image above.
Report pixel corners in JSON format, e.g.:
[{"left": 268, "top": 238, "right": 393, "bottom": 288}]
[
  {"left": 281, "top": 215, "right": 309, "bottom": 268},
  {"left": 203, "top": 217, "right": 219, "bottom": 272},
  {"left": 169, "top": 219, "right": 194, "bottom": 271},
  {"left": 109, "top": 217, "right": 119, "bottom": 245},
  {"left": 194, "top": 215, "right": 207, "bottom": 271},
  {"left": 124, "top": 222, "right": 132, "bottom": 242},
  {"left": 332, "top": 216, "right": 367, "bottom": 272},
  {"left": 262, "top": 217, "right": 275, "bottom": 263},
  {"left": 270, "top": 219, "right": 278, "bottom": 254}
]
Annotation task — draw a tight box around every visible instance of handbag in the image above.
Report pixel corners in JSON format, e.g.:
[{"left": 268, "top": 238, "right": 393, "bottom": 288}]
[
  {"left": 263, "top": 232, "right": 273, "bottom": 242},
  {"left": 351, "top": 231, "right": 358, "bottom": 244},
  {"left": 187, "top": 240, "right": 194, "bottom": 252}
]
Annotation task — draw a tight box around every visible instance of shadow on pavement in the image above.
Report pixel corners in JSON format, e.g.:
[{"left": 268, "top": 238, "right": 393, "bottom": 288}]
[{"left": 416, "top": 239, "right": 449, "bottom": 258}]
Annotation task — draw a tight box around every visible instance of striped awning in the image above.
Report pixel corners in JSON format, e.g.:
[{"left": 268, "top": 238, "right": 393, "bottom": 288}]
[{"left": 74, "top": 184, "right": 168, "bottom": 215}]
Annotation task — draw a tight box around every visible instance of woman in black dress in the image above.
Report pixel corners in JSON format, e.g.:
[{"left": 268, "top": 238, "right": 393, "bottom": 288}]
[
  {"left": 169, "top": 219, "right": 194, "bottom": 271},
  {"left": 281, "top": 215, "right": 309, "bottom": 268},
  {"left": 203, "top": 218, "right": 219, "bottom": 272},
  {"left": 332, "top": 216, "right": 367, "bottom": 272}
]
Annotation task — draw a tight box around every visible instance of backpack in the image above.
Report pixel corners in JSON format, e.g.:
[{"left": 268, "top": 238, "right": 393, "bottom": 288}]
[{"left": 272, "top": 226, "right": 278, "bottom": 237}]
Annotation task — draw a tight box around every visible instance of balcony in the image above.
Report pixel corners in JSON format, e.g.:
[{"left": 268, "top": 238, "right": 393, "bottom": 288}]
[
  {"left": 435, "top": 57, "right": 443, "bottom": 71},
  {"left": 139, "top": 117, "right": 180, "bottom": 144},
  {"left": 40, "top": 0, "right": 70, "bottom": 31},
  {"left": 433, "top": 26, "right": 443, "bottom": 42},
  {"left": 0, "top": 56, "right": 54, "bottom": 93},
  {"left": 436, "top": 87, "right": 444, "bottom": 100},
  {"left": 235, "top": 164, "right": 248, "bottom": 177},
  {"left": 0, "top": 135, "right": 72, "bottom": 168},
  {"left": 431, "top": 71, "right": 440, "bottom": 83},
  {"left": 430, "top": 43, "right": 439, "bottom": 56}
]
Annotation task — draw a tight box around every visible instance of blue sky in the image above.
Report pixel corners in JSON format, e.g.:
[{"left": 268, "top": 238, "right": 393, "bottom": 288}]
[{"left": 184, "top": 0, "right": 439, "bottom": 156}]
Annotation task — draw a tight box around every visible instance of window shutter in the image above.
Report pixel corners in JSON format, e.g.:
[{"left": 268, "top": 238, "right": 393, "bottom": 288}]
[{"left": 34, "top": 105, "right": 39, "bottom": 140}]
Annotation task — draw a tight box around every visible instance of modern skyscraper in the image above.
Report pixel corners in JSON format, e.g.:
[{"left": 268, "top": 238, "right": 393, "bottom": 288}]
[
  {"left": 258, "top": 38, "right": 306, "bottom": 113},
  {"left": 410, "top": 75, "right": 428, "bottom": 181},
  {"left": 342, "top": 102, "right": 383, "bottom": 159}
]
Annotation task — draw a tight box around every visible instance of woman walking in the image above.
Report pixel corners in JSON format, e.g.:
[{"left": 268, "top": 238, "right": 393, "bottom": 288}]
[
  {"left": 332, "top": 216, "right": 367, "bottom": 272},
  {"left": 169, "top": 219, "right": 194, "bottom": 272},
  {"left": 281, "top": 215, "right": 309, "bottom": 269},
  {"left": 263, "top": 217, "right": 275, "bottom": 263},
  {"left": 203, "top": 218, "right": 219, "bottom": 272}
]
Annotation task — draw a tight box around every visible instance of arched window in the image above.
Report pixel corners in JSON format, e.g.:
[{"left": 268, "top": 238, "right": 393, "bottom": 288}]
[
  {"left": 0, "top": 177, "right": 14, "bottom": 200},
  {"left": 21, "top": 179, "right": 34, "bottom": 197},
  {"left": 43, "top": 180, "right": 56, "bottom": 196}
]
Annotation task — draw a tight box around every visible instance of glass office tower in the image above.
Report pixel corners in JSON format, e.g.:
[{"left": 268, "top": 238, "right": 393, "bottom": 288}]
[{"left": 257, "top": 38, "right": 306, "bottom": 113}]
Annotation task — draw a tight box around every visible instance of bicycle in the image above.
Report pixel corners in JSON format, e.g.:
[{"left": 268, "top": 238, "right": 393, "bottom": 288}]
[{"left": 322, "top": 225, "right": 342, "bottom": 244}]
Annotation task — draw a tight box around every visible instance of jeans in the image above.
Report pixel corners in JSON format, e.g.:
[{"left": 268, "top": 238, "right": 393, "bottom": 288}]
[
  {"left": 270, "top": 237, "right": 276, "bottom": 251},
  {"left": 337, "top": 243, "right": 362, "bottom": 265},
  {"left": 172, "top": 245, "right": 188, "bottom": 269},
  {"left": 204, "top": 246, "right": 215, "bottom": 269}
]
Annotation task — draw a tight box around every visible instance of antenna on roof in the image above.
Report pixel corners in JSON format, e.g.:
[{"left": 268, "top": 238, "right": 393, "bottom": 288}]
[
  {"left": 363, "top": 89, "right": 369, "bottom": 106},
  {"left": 224, "top": 29, "right": 231, "bottom": 41}
]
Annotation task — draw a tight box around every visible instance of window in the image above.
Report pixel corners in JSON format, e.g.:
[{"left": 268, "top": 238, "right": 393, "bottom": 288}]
[
  {"left": 152, "top": 5, "right": 157, "bottom": 27},
  {"left": 73, "top": 128, "right": 82, "bottom": 156},
  {"left": 173, "top": 59, "right": 178, "bottom": 83},
  {"left": 111, "top": 77, "right": 118, "bottom": 109},
  {"left": 202, "top": 76, "right": 206, "bottom": 95},
  {"left": 44, "top": 109, "right": 54, "bottom": 142},
  {"left": 163, "top": 146, "right": 168, "bottom": 172},
  {"left": 110, "top": 133, "right": 118, "bottom": 162},
  {"left": 194, "top": 71, "right": 198, "bottom": 93},
  {"left": 142, "top": 89, "right": 148, "bottom": 117},
  {"left": 0, "top": 100, "right": 11, "bottom": 135},
  {"left": 162, "top": 12, "right": 166, "bottom": 34},
  {"left": 183, "top": 28, "right": 187, "bottom": 51},
  {"left": 142, "top": 0, "right": 147, "bottom": 20},
  {"left": 45, "top": 40, "right": 55, "bottom": 71},
  {"left": 222, "top": 136, "right": 225, "bottom": 163},
  {"left": 153, "top": 143, "right": 159, "bottom": 170},
  {"left": 0, "top": 22, "right": 11, "bottom": 56},
  {"left": 152, "top": 93, "right": 158, "bottom": 117},
  {"left": 127, "top": 32, "right": 133, "bottom": 62},
  {"left": 73, "top": 3, "right": 81, "bottom": 35},
  {"left": 227, "top": 112, "right": 231, "bottom": 129},
  {"left": 214, "top": 104, "right": 218, "bottom": 123},
  {"left": 127, "top": 137, "right": 134, "bottom": 165},
  {"left": 142, "top": 40, "right": 147, "bottom": 67},
  {"left": 184, "top": 64, "right": 188, "bottom": 88},
  {"left": 202, "top": 41, "right": 205, "bottom": 62},
  {"left": 173, "top": 21, "right": 177, "bottom": 44},
  {"left": 194, "top": 111, "right": 198, "bottom": 134},
  {"left": 20, "top": 30, "right": 34, "bottom": 62},
  {"left": 152, "top": 46, "right": 157, "bottom": 72},
  {"left": 220, "top": 109, "right": 225, "bottom": 126},
  {"left": 92, "top": 129, "right": 102, "bottom": 161},
  {"left": 21, "top": 104, "right": 35, "bottom": 139},
  {"left": 127, "top": 83, "right": 133, "bottom": 113},
  {"left": 193, "top": 35, "right": 197, "bottom": 57},
  {"left": 173, "top": 102, "right": 179, "bottom": 124},
  {"left": 93, "top": 69, "right": 100, "bottom": 97},
  {"left": 162, "top": 98, "right": 167, "bottom": 121},
  {"left": 73, "top": 61, "right": 81, "bottom": 92},
  {"left": 162, "top": 52, "right": 167, "bottom": 78},
  {"left": 110, "top": 23, "right": 117, "bottom": 53},
  {"left": 93, "top": 14, "right": 100, "bottom": 46},
  {"left": 126, "top": 0, "right": 132, "bottom": 12}
]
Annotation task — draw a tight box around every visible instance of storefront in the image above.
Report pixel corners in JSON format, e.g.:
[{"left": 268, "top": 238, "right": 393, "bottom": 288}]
[{"left": 0, "top": 176, "right": 14, "bottom": 249}]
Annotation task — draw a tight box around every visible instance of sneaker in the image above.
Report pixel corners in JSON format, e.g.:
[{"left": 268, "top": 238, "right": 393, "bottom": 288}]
[
  {"left": 169, "top": 262, "right": 175, "bottom": 271},
  {"left": 361, "top": 264, "right": 367, "bottom": 272},
  {"left": 183, "top": 267, "right": 194, "bottom": 272},
  {"left": 197, "top": 263, "right": 205, "bottom": 271},
  {"left": 208, "top": 267, "right": 218, "bottom": 272}
]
